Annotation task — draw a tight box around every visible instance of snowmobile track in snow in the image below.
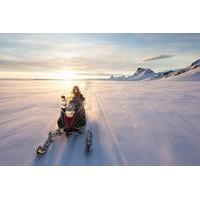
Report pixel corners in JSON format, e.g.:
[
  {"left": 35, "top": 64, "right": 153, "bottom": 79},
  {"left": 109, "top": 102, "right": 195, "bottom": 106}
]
[{"left": 91, "top": 88, "right": 128, "bottom": 165}]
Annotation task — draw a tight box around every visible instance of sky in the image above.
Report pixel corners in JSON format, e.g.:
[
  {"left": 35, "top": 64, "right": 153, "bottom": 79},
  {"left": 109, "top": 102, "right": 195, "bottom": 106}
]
[{"left": 0, "top": 33, "right": 200, "bottom": 79}]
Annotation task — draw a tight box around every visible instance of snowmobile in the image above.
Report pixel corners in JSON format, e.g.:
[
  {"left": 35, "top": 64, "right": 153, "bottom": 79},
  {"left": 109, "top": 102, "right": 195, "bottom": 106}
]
[{"left": 37, "top": 95, "right": 93, "bottom": 155}]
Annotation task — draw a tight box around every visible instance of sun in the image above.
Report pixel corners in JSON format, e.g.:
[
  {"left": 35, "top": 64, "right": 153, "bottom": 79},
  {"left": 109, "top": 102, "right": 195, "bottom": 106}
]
[
  {"left": 53, "top": 71, "right": 77, "bottom": 80},
  {"left": 62, "top": 71, "right": 76, "bottom": 80}
]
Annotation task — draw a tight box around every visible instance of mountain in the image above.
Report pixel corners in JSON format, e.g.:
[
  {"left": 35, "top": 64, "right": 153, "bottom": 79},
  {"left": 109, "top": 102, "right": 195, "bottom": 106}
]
[
  {"left": 191, "top": 59, "right": 200, "bottom": 68},
  {"left": 128, "top": 68, "right": 156, "bottom": 80},
  {"left": 111, "top": 59, "right": 200, "bottom": 81},
  {"left": 167, "top": 65, "right": 200, "bottom": 81},
  {"left": 165, "top": 59, "right": 200, "bottom": 81},
  {"left": 111, "top": 68, "right": 156, "bottom": 81}
]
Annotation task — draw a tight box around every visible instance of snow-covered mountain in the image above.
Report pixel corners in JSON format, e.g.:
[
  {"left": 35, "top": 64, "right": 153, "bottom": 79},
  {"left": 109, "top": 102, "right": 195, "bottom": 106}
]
[
  {"left": 128, "top": 68, "right": 156, "bottom": 80},
  {"left": 111, "top": 67, "right": 156, "bottom": 81},
  {"left": 167, "top": 65, "right": 200, "bottom": 81},
  {"left": 191, "top": 59, "right": 200, "bottom": 68},
  {"left": 111, "top": 59, "right": 200, "bottom": 81},
  {"left": 165, "top": 59, "right": 200, "bottom": 81}
]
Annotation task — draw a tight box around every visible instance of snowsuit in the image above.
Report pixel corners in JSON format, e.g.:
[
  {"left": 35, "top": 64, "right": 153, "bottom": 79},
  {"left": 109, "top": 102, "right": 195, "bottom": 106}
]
[
  {"left": 71, "top": 92, "right": 86, "bottom": 127},
  {"left": 71, "top": 92, "right": 85, "bottom": 110}
]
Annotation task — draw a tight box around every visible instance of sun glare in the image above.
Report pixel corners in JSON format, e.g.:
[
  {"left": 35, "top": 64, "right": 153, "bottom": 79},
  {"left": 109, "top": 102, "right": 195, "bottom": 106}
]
[{"left": 53, "top": 71, "right": 78, "bottom": 80}]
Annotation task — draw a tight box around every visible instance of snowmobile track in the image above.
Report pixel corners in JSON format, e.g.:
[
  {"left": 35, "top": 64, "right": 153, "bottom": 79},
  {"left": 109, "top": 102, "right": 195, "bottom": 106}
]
[{"left": 91, "top": 88, "right": 128, "bottom": 165}]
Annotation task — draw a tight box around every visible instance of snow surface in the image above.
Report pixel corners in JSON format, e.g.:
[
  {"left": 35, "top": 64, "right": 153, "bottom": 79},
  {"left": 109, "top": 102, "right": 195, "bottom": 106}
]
[{"left": 0, "top": 80, "right": 200, "bottom": 165}]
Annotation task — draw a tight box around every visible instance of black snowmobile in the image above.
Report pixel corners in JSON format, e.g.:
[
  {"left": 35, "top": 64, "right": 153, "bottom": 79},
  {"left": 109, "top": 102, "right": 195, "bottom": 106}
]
[{"left": 37, "top": 95, "right": 93, "bottom": 155}]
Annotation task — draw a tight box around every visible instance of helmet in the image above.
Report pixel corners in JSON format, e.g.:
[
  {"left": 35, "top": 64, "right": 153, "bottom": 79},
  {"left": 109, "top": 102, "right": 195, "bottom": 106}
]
[{"left": 72, "top": 85, "right": 80, "bottom": 94}]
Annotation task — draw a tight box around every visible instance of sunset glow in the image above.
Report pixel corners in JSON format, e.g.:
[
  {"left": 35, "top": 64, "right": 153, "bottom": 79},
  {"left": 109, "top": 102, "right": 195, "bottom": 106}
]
[
  {"left": 0, "top": 33, "right": 200, "bottom": 79},
  {"left": 52, "top": 71, "right": 77, "bottom": 80}
]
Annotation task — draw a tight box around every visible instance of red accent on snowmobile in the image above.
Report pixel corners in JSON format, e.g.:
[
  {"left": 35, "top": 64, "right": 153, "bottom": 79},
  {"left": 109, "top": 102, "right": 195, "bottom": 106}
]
[{"left": 65, "top": 117, "right": 73, "bottom": 128}]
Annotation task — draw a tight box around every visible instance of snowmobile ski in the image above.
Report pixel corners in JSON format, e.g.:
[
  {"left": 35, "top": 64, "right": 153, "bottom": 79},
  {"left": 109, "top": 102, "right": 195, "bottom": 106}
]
[
  {"left": 85, "top": 130, "right": 93, "bottom": 153},
  {"left": 37, "top": 146, "right": 48, "bottom": 155}
]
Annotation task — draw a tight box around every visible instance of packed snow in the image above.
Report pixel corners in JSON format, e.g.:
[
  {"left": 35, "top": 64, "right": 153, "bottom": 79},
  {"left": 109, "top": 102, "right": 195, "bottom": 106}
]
[{"left": 0, "top": 79, "right": 200, "bottom": 166}]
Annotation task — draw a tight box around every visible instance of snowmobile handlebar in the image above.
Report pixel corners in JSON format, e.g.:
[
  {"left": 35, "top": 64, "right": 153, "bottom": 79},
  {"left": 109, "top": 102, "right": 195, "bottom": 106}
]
[
  {"left": 61, "top": 95, "right": 66, "bottom": 99},
  {"left": 60, "top": 95, "right": 84, "bottom": 110}
]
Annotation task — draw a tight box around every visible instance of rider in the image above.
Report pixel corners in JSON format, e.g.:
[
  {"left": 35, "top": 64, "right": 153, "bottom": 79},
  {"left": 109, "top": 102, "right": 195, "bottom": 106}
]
[{"left": 71, "top": 86, "right": 85, "bottom": 110}]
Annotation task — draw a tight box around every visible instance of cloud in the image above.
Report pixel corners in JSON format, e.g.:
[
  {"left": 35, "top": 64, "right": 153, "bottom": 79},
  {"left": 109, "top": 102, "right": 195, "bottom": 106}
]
[
  {"left": 0, "top": 58, "right": 61, "bottom": 71},
  {"left": 143, "top": 54, "right": 174, "bottom": 62},
  {"left": 0, "top": 55, "right": 133, "bottom": 73}
]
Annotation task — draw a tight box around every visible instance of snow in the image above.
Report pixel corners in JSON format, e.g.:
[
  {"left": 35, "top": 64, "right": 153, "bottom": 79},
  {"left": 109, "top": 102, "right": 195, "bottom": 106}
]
[{"left": 0, "top": 79, "right": 200, "bottom": 165}]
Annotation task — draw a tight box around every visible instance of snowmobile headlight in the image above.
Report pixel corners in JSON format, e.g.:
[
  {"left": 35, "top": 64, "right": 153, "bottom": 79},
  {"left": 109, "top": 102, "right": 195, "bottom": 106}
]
[{"left": 66, "top": 110, "right": 75, "bottom": 118}]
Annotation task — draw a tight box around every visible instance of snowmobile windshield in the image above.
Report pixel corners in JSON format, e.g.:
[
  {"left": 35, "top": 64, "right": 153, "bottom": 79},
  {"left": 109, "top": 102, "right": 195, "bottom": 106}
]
[
  {"left": 65, "top": 101, "right": 76, "bottom": 118},
  {"left": 66, "top": 109, "right": 75, "bottom": 118},
  {"left": 60, "top": 93, "right": 74, "bottom": 108},
  {"left": 59, "top": 93, "right": 83, "bottom": 112}
]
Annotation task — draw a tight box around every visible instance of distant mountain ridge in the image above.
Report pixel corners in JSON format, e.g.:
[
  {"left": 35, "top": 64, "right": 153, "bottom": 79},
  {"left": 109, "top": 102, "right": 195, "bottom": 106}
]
[{"left": 111, "top": 59, "right": 200, "bottom": 81}]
